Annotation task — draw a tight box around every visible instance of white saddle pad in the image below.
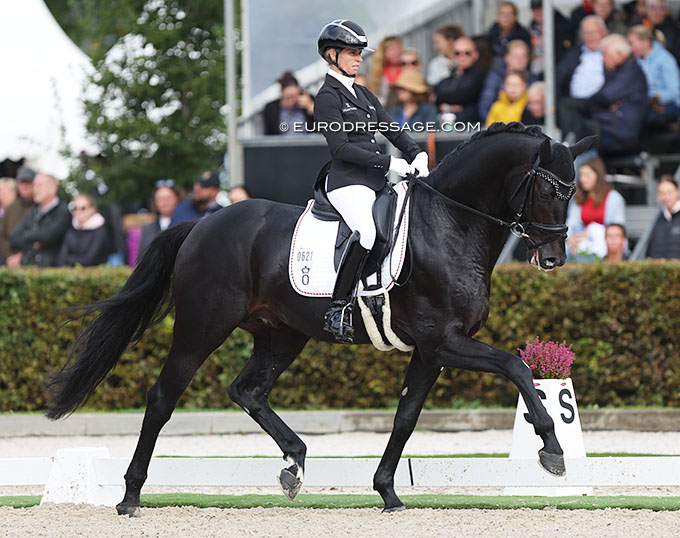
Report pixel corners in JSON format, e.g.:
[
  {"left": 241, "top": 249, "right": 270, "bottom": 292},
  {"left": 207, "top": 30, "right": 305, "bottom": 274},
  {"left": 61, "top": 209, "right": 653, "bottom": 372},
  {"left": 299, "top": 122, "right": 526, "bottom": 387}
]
[{"left": 289, "top": 180, "right": 411, "bottom": 298}]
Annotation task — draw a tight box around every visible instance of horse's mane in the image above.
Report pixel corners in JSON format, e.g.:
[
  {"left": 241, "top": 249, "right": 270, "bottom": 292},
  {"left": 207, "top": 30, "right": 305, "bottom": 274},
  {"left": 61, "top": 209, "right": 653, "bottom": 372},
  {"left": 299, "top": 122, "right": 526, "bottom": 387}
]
[{"left": 429, "top": 122, "right": 546, "bottom": 183}]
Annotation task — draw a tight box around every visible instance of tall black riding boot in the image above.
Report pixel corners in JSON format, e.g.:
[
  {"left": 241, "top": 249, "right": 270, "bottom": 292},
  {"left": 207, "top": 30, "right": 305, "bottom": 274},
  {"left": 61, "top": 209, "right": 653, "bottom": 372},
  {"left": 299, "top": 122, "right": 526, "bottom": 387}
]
[{"left": 323, "top": 235, "right": 370, "bottom": 344}]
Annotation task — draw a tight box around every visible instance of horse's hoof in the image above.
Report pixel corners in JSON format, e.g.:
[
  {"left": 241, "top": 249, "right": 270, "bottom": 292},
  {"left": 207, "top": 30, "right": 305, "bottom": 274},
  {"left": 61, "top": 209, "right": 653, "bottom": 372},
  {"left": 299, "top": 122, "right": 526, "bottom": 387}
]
[
  {"left": 277, "top": 466, "right": 302, "bottom": 501},
  {"left": 116, "top": 503, "right": 141, "bottom": 517},
  {"left": 382, "top": 504, "right": 406, "bottom": 513},
  {"left": 538, "top": 449, "right": 566, "bottom": 477}
]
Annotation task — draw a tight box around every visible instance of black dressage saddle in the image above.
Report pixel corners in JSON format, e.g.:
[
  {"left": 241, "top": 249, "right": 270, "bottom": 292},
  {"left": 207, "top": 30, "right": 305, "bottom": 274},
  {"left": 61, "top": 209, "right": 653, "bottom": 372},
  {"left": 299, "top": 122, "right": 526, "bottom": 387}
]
[{"left": 310, "top": 162, "right": 399, "bottom": 281}]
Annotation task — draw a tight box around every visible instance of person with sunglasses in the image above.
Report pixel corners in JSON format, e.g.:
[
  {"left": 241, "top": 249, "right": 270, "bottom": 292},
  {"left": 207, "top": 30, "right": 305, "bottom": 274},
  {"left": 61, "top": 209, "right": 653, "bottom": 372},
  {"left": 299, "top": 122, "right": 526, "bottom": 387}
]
[
  {"left": 57, "top": 193, "right": 110, "bottom": 267},
  {"left": 315, "top": 19, "right": 428, "bottom": 343},
  {"left": 399, "top": 49, "right": 422, "bottom": 73}
]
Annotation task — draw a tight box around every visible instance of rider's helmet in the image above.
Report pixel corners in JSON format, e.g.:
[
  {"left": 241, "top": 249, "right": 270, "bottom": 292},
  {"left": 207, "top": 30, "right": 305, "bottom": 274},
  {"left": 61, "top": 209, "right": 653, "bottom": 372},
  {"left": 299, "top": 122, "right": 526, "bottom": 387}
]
[{"left": 317, "top": 20, "right": 374, "bottom": 68}]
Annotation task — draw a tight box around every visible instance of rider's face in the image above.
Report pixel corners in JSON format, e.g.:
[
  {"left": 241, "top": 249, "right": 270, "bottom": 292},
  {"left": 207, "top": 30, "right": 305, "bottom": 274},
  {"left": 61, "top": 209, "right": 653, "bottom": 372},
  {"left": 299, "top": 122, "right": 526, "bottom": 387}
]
[{"left": 335, "top": 49, "right": 362, "bottom": 76}]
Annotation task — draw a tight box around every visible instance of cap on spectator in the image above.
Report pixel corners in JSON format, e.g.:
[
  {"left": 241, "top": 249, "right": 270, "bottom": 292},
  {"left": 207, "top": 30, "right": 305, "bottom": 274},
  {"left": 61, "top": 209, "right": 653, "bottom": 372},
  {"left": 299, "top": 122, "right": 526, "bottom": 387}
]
[
  {"left": 390, "top": 70, "right": 430, "bottom": 95},
  {"left": 16, "top": 165, "right": 35, "bottom": 182},
  {"left": 530, "top": 0, "right": 542, "bottom": 8},
  {"left": 197, "top": 170, "right": 220, "bottom": 189}
]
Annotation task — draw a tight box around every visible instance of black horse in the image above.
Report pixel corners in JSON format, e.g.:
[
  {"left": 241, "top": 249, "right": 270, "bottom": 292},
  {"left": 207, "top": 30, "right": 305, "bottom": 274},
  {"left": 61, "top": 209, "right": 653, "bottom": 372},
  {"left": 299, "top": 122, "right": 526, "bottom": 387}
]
[{"left": 46, "top": 123, "right": 594, "bottom": 515}]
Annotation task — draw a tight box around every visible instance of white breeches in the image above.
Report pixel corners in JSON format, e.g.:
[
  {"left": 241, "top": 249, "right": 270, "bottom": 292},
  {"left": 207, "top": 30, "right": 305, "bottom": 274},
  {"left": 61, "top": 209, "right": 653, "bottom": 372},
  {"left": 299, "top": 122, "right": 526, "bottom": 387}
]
[{"left": 327, "top": 184, "right": 377, "bottom": 250}]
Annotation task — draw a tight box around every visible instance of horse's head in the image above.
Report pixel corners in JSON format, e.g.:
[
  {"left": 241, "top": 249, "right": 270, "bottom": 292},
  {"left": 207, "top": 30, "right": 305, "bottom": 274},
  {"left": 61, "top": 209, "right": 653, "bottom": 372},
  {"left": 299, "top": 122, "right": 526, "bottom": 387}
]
[{"left": 513, "top": 135, "right": 597, "bottom": 270}]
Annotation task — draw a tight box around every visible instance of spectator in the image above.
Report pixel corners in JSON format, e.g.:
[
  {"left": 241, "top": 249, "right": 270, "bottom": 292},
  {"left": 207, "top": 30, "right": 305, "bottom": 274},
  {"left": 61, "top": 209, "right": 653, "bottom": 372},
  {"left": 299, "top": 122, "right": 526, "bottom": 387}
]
[
  {"left": 0, "top": 166, "right": 36, "bottom": 265},
  {"left": 368, "top": 36, "right": 403, "bottom": 107},
  {"left": 487, "top": 1, "right": 531, "bottom": 58},
  {"left": 646, "top": 175, "right": 680, "bottom": 258},
  {"left": 628, "top": 24, "right": 680, "bottom": 126},
  {"left": 605, "top": 223, "right": 629, "bottom": 261},
  {"left": 389, "top": 70, "right": 438, "bottom": 129},
  {"left": 400, "top": 48, "right": 422, "bottom": 73},
  {"left": 646, "top": 0, "right": 680, "bottom": 64},
  {"left": 57, "top": 194, "right": 111, "bottom": 267},
  {"left": 8, "top": 173, "right": 71, "bottom": 267},
  {"left": 485, "top": 71, "right": 529, "bottom": 127},
  {"left": 559, "top": 34, "right": 648, "bottom": 152},
  {"left": 170, "top": 170, "right": 223, "bottom": 225},
  {"left": 478, "top": 40, "right": 537, "bottom": 121},
  {"left": 263, "top": 71, "right": 315, "bottom": 135},
  {"left": 623, "top": 0, "right": 647, "bottom": 26},
  {"left": 567, "top": 157, "right": 626, "bottom": 259},
  {"left": 434, "top": 37, "right": 486, "bottom": 123},
  {"left": 228, "top": 186, "right": 250, "bottom": 204},
  {"left": 472, "top": 35, "right": 495, "bottom": 74},
  {"left": 570, "top": 0, "right": 596, "bottom": 29},
  {"left": 0, "top": 178, "right": 17, "bottom": 262},
  {"left": 529, "top": 0, "right": 576, "bottom": 78},
  {"left": 427, "top": 25, "right": 464, "bottom": 86},
  {"left": 593, "top": 0, "right": 628, "bottom": 35},
  {"left": 138, "top": 182, "right": 180, "bottom": 258},
  {"left": 521, "top": 81, "right": 547, "bottom": 125}
]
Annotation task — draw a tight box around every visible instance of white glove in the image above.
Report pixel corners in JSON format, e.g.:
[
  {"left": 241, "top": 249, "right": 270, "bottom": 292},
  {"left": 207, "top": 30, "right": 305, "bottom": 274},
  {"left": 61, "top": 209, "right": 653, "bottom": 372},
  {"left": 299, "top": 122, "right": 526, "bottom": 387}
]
[
  {"left": 410, "top": 151, "right": 429, "bottom": 177},
  {"left": 389, "top": 156, "right": 411, "bottom": 177}
]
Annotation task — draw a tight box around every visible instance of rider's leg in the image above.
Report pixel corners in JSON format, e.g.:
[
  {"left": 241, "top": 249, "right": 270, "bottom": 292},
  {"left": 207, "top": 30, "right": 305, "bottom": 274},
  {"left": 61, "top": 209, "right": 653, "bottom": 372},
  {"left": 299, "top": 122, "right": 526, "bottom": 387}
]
[{"left": 324, "top": 184, "right": 376, "bottom": 343}]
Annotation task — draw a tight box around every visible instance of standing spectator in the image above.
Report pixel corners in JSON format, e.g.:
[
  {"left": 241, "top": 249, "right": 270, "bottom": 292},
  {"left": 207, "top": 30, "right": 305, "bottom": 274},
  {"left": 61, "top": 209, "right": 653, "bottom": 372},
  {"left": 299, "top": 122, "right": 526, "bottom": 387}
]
[
  {"left": 646, "top": 175, "right": 680, "bottom": 258},
  {"left": 263, "top": 71, "right": 315, "bottom": 135},
  {"left": 0, "top": 178, "right": 17, "bottom": 263},
  {"left": 593, "top": 0, "right": 629, "bottom": 35},
  {"left": 170, "top": 171, "right": 223, "bottom": 225},
  {"left": 628, "top": 25, "right": 680, "bottom": 126},
  {"left": 567, "top": 157, "right": 626, "bottom": 259},
  {"left": 646, "top": 0, "right": 680, "bottom": 64},
  {"left": 400, "top": 48, "right": 422, "bottom": 73},
  {"left": 57, "top": 194, "right": 111, "bottom": 267},
  {"left": 487, "top": 1, "right": 531, "bottom": 58},
  {"left": 427, "top": 25, "right": 464, "bottom": 86},
  {"left": 389, "top": 70, "right": 438, "bottom": 128},
  {"left": 485, "top": 71, "right": 529, "bottom": 127},
  {"left": 605, "top": 223, "right": 629, "bottom": 261},
  {"left": 521, "top": 81, "right": 547, "bottom": 125},
  {"left": 368, "top": 36, "right": 403, "bottom": 107},
  {"left": 138, "top": 182, "right": 180, "bottom": 257},
  {"left": 0, "top": 166, "right": 36, "bottom": 265},
  {"left": 478, "top": 40, "right": 537, "bottom": 121},
  {"left": 434, "top": 37, "right": 486, "bottom": 123},
  {"left": 8, "top": 173, "right": 71, "bottom": 267},
  {"left": 529, "top": 0, "right": 576, "bottom": 78}
]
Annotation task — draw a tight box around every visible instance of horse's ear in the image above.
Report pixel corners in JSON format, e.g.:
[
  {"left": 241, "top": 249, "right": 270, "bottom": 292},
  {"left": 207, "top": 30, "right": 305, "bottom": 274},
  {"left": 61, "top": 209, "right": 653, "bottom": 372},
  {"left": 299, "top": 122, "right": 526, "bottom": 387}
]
[
  {"left": 569, "top": 135, "right": 598, "bottom": 159},
  {"left": 537, "top": 138, "right": 552, "bottom": 164}
]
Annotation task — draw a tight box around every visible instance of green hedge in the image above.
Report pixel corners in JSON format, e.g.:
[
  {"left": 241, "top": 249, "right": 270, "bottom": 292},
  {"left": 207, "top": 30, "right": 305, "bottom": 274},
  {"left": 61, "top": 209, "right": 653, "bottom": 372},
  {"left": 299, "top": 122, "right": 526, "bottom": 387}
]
[{"left": 1, "top": 261, "right": 679, "bottom": 412}]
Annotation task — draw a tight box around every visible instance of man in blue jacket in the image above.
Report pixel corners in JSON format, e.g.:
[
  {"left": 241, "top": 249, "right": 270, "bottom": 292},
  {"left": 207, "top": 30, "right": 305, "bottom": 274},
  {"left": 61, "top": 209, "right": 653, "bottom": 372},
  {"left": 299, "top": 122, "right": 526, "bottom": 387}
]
[{"left": 170, "top": 170, "right": 223, "bottom": 226}]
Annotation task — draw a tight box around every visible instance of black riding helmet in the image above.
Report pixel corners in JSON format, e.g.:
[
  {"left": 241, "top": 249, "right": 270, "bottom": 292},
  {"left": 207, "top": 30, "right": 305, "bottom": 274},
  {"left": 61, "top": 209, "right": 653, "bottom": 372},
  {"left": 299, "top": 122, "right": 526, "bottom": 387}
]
[{"left": 318, "top": 19, "right": 374, "bottom": 77}]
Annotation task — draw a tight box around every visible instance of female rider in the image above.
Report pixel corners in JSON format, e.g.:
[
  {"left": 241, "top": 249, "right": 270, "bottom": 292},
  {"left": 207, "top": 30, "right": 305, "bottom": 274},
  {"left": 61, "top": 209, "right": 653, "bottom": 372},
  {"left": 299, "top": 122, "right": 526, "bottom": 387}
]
[{"left": 315, "top": 19, "right": 429, "bottom": 343}]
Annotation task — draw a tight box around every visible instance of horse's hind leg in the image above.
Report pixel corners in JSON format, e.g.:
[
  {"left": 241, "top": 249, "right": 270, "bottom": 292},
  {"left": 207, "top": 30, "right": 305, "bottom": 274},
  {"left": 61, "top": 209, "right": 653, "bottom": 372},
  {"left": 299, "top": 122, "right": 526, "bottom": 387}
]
[
  {"left": 373, "top": 350, "right": 440, "bottom": 512},
  {"left": 227, "top": 325, "right": 309, "bottom": 501}
]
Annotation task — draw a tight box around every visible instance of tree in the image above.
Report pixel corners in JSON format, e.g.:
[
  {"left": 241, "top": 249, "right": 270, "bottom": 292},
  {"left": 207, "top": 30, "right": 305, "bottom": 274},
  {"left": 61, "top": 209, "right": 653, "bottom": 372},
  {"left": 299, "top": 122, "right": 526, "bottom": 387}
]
[{"left": 79, "top": 1, "right": 227, "bottom": 206}]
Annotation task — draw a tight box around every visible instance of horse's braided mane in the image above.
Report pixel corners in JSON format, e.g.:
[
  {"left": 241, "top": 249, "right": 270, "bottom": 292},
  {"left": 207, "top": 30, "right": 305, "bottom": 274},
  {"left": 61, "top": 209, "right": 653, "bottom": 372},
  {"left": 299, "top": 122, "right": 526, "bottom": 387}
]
[{"left": 429, "top": 122, "right": 546, "bottom": 182}]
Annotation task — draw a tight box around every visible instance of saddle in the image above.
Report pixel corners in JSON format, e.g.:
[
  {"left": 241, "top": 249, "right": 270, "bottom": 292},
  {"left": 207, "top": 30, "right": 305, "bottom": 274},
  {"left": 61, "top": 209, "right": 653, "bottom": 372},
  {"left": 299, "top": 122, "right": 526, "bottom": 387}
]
[{"left": 310, "top": 162, "right": 399, "bottom": 283}]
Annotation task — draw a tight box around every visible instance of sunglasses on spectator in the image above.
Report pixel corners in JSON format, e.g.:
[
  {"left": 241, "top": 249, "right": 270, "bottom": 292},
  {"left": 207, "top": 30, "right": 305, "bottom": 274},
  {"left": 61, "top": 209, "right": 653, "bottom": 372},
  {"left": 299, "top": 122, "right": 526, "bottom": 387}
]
[
  {"left": 401, "top": 60, "right": 420, "bottom": 66},
  {"left": 155, "top": 179, "right": 175, "bottom": 188},
  {"left": 72, "top": 205, "right": 91, "bottom": 212},
  {"left": 454, "top": 50, "right": 474, "bottom": 56}
]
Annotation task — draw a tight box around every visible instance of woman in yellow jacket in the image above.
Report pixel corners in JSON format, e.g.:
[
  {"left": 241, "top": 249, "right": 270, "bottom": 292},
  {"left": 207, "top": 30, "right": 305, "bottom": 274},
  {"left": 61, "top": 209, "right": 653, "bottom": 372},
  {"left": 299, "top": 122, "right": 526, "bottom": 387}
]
[{"left": 485, "top": 71, "right": 529, "bottom": 127}]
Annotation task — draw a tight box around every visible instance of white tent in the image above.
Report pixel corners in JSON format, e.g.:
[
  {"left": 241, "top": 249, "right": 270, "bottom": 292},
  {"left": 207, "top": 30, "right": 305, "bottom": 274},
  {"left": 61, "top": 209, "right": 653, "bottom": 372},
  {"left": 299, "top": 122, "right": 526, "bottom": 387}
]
[{"left": 0, "top": 0, "right": 98, "bottom": 179}]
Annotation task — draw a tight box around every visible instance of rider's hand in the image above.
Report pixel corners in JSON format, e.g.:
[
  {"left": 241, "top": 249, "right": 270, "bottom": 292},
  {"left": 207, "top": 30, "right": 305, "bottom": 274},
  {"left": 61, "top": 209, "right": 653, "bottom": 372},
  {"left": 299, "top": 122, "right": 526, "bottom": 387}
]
[
  {"left": 389, "top": 157, "right": 410, "bottom": 177},
  {"left": 410, "top": 152, "right": 429, "bottom": 177}
]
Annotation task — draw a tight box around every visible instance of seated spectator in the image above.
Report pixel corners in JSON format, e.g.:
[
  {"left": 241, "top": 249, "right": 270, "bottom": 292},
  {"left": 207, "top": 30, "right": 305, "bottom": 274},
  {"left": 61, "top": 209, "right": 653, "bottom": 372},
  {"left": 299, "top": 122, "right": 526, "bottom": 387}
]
[
  {"left": 529, "top": 0, "right": 576, "bottom": 78},
  {"left": 264, "top": 71, "right": 314, "bottom": 135},
  {"left": 400, "top": 48, "right": 423, "bottom": 73},
  {"left": 472, "top": 35, "right": 495, "bottom": 74},
  {"left": 8, "top": 173, "right": 71, "bottom": 267},
  {"left": 427, "top": 25, "right": 464, "bottom": 86},
  {"left": 138, "top": 181, "right": 180, "bottom": 258},
  {"left": 628, "top": 25, "right": 680, "bottom": 126},
  {"left": 1, "top": 166, "right": 36, "bottom": 266},
  {"left": 487, "top": 1, "right": 531, "bottom": 58},
  {"left": 521, "top": 81, "right": 547, "bottom": 125},
  {"left": 368, "top": 36, "right": 403, "bottom": 108},
  {"left": 0, "top": 177, "right": 17, "bottom": 263},
  {"left": 646, "top": 175, "right": 680, "bottom": 258},
  {"left": 478, "top": 40, "right": 537, "bottom": 121},
  {"left": 559, "top": 34, "right": 648, "bottom": 153},
  {"left": 570, "top": 0, "right": 595, "bottom": 29},
  {"left": 485, "top": 71, "right": 529, "bottom": 127},
  {"left": 623, "top": 0, "right": 647, "bottom": 26},
  {"left": 567, "top": 157, "right": 626, "bottom": 259},
  {"left": 593, "top": 0, "right": 628, "bottom": 35},
  {"left": 605, "top": 223, "right": 629, "bottom": 261},
  {"left": 646, "top": 0, "right": 680, "bottom": 64},
  {"left": 389, "top": 71, "right": 438, "bottom": 128},
  {"left": 57, "top": 194, "right": 111, "bottom": 267},
  {"left": 434, "top": 37, "right": 486, "bottom": 123},
  {"left": 170, "top": 170, "right": 223, "bottom": 225}
]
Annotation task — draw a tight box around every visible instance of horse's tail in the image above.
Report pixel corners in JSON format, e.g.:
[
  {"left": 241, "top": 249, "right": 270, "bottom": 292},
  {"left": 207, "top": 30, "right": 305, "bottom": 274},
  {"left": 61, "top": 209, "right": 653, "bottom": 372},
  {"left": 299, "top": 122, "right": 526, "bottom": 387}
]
[{"left": 45, "top": 221, "right": 198, "bottom": 420}]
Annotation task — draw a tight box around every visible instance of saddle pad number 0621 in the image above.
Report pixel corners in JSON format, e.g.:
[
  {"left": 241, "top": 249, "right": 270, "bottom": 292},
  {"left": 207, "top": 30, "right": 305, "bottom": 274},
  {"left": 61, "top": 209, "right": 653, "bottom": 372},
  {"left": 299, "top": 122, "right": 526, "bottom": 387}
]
[{"left": 289, "top": 180, "right": 410, "bottom": 298}]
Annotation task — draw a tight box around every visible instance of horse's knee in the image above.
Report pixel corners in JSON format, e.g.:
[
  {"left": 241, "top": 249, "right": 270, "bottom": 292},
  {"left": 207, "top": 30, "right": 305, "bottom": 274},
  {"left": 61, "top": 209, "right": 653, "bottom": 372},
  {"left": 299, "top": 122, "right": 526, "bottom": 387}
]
[
  {"left": 146, "top": 384, "right": 176, "bottom": 423},
  {"left": 228, "top": 381, "right": 263, "bottom": 415}
]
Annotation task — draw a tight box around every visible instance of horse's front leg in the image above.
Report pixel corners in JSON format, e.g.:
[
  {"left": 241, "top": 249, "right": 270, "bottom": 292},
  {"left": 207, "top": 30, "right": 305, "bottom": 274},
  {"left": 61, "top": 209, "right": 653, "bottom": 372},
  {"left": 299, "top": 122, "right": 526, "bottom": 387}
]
[
  {"left": 373, "top": 350, "right": 441, "bottom": 512},
  {"left": 427, "top": 334, "right": 565, "bottom": 476}
]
